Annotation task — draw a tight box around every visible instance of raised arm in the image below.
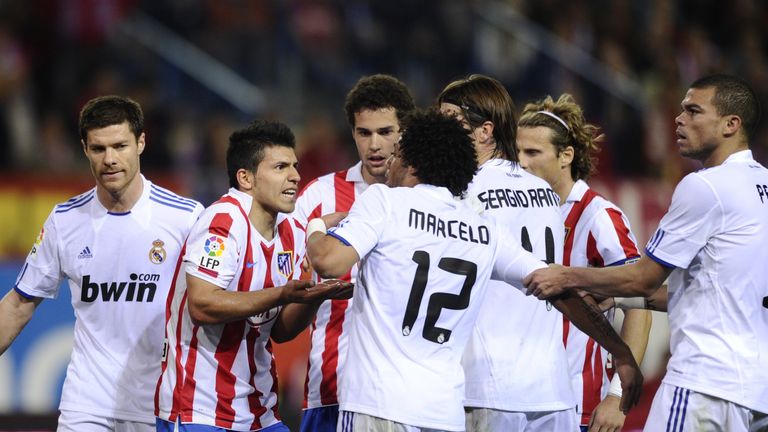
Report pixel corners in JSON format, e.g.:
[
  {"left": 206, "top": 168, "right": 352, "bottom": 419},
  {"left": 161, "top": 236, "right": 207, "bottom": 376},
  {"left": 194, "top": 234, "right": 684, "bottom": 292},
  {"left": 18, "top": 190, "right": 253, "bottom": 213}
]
[
  {"left": 305, "top": 215, "right": 360, "bottom": 279},
  {"left": 0, "top": 290, "right": 43, "bottom": 356}
]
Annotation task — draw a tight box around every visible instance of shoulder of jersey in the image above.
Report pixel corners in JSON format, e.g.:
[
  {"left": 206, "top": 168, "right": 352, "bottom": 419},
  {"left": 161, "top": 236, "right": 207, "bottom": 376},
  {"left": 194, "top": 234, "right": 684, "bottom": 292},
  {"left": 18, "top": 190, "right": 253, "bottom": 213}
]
[
  {"left": 148, "top": 184, "right": 202, "bottom": 214},
  {"left": 298, "top": 169, "right": 347, "bottom": 197},
  {"left": 54, "top": 188, "right": 97, "bottom": 214}
]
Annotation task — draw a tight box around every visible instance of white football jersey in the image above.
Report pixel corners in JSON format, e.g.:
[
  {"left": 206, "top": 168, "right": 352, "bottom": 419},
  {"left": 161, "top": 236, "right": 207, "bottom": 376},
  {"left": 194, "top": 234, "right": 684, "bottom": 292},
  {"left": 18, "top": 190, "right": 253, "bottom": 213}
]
[
  {"left": 292, "top": 162, "right": 368, "bottom": 409},
  {"left": 155, "top": 188, "right": 306, "bottom": 430},
  {"left": 645, "top": 150, "right": 768, "bottom": 413},
  {"left": 330, "top": 183, "right": 546, "bottom": 431},
  {"left": 461, "top": 159, "right": 575, "bottom": 412},
  {"left": 560, "top": 179, "right": 640, "bottom": 424},
  {"left": 14, "top": 176, "right": 202, "bottom": 423}
]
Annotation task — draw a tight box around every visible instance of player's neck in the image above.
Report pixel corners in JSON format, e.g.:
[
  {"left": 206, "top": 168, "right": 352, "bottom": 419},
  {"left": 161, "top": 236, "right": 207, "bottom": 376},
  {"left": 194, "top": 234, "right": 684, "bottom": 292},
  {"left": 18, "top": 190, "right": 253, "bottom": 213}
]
[
  {"left": 701, "top": 140, "right": 748, "bottom": 168},
  {"left": 552, "top": 175, "right": 576, "bottom": 204},
  {"left": 248, "top": 204, "right": 277, "bottom": 241},
  {"left": 96, "top": 175, "right": 143, "bottom": 213},
  {"left": 361, "top": 167, "right": 385, "bottom": 186}
]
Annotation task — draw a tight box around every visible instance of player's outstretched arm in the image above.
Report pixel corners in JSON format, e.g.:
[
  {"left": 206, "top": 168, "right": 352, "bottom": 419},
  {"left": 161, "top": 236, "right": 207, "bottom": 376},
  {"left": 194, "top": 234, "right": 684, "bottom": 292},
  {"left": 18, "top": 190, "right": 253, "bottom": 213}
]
[
  {"left": 550, "top": 291, "right": 643, "bottom": 414},
  {"left": 525, "top": 256, "right": 671, "bottom": 300},
  {"left": 187, "top": 275, "right": 312, "bottom": 326},
  {"left": 0, "top": 289, "right": 42, "bottom": 356},
  {"left": 272, "top": 279, "right": 354, "bottom": 343}
]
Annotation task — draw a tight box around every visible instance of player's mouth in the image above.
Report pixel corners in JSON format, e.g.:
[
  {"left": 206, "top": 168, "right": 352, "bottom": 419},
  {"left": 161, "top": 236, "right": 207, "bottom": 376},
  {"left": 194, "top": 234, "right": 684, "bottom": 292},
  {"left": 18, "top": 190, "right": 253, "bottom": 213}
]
[
  {"left": 676, "top": 129, "right": 687, "bottom": 145},
  {"left": 368, "top": 155, "right": 388, "bottom": 167},
  {"left": 101, "top": 170, "right": 123, "bottom": 180},
  {"left": 281, "top": 188, "right": 297, "bottom": 200}
]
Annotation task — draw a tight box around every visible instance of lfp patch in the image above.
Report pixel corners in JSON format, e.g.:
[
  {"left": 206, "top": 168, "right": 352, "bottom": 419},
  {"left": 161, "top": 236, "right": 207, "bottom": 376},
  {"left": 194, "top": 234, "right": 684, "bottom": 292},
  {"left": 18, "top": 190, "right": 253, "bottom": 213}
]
[
  {"left": 277, "top": 251, "right": 294, "bottom": 278},
  {"left": 204, "top": 236, "right": 225, "bottom": 257}
]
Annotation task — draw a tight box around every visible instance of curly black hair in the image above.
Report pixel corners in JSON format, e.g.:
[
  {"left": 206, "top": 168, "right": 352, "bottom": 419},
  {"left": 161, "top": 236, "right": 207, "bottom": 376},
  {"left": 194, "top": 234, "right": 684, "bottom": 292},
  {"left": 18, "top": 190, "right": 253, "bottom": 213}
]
[
  {"left": 227, "top": 119, "right": 296, "bottom": 188},
  {"left": 344, "top": 74, "right": 415, "bottom": 128},
  {"left": 399, "top": 108, "right": 478, "bottom": 197}
]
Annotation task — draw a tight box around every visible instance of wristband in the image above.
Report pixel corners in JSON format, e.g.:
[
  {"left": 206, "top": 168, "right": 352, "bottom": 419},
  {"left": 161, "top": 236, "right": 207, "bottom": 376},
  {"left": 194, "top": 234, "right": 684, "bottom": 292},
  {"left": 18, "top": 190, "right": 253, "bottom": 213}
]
[
  {"left": 306, "top": 218, "right": 327, "bottom": 237},
  {"left": 614, "top": 296, "right": 645, "bottom": 310},
  {"left": 607, "top": 373, "right": 622, "bottom": 398}
]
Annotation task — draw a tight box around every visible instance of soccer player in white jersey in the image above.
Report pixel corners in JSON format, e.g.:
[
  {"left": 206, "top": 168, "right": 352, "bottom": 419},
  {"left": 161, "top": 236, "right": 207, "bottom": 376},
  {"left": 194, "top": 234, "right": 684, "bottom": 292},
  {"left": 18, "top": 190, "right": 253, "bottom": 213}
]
[
  {"left": 0, "top": 96, "right": 204, "bottom": 432},
  {"left": 517, "top": 94, "right": 652, "bottom": 432},
  {"left": 305, "top": 109, "right": 642, "bottom": 432},
  {"left": 438, "top": 74, "right": 643, "bottom": 432},
  {"left": 292, "top": 74, "right": 415, "bottom": 432},
  {"left": 526, "top": 74, "right": 768, "bottom": 432},
  {"left": 154, "top": 120, "right": 352, "bottom": 432}
]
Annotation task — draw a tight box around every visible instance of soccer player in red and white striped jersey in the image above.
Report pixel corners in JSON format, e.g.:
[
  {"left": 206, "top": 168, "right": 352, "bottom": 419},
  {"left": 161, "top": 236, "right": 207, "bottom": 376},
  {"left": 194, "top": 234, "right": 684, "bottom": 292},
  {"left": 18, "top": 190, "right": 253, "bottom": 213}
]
[
  {"left": 292, "top": 75, "right": 414, "bottom": 432},
  {"left": 518, "top": 94, "right": 652, "bottom": 432},
  {"left": 155, "top": 120, "right": 351, "bottom": 432}
]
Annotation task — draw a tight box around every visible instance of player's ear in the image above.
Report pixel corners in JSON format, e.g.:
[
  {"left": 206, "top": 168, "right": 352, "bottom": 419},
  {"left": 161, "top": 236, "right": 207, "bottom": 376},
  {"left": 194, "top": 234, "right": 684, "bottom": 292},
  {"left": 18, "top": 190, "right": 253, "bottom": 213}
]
[
  {"left": 236, "top": 168, "right": 255, "bottom": 191},
  {"left": 722, "top": 114, "right": 742, "bottom": 138},
  {"left": 559, "top": 146, "right": 574, "bottom": 168},
  {"left": 137, "top": 132, "right": 146, "bottom": 155}
]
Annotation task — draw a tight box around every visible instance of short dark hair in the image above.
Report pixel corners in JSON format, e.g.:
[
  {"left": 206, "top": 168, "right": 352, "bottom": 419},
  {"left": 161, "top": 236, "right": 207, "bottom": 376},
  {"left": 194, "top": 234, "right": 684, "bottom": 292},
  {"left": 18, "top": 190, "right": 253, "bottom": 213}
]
[
  {"left": 691, "top": 74, "right": 761, "bottom": 142},
  {"left": 437, "top": 74, "right": 518, "bottom": 161},
  {"left": 344, "top": 74, "right": 415, "bottom": 128},
  {"left": 78, "top": 95, "right": 144, "bottom": 143},
  {"left": 399, "top": 108, "right": 477, "bottom": 197},
  {"left": 226, "top": 120, "right": 296, "bottom": 188}
]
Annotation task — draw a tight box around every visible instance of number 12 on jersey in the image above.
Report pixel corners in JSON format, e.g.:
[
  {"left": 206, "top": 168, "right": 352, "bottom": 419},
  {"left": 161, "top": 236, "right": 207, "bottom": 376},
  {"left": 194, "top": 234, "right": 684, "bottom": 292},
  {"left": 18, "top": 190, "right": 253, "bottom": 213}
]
[{"left": 401, "top": 250, "right": 477, "bottom": 345}]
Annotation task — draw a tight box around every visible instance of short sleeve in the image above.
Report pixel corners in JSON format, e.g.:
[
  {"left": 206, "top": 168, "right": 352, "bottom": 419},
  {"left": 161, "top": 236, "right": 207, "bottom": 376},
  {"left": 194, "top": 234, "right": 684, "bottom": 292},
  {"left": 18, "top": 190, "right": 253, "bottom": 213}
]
[
  {"left": 589, "top": 206, "right": 640, "bottom": 266},
  {"left": 327, "top": 184, "right": 389, "bottom": 259},
  {"left": 645, "top": 173, "right": 721, "bottom": 268},
  {"left": 14, "top": 212, "right": 64, "bottom": 299},
  {"left": 184, "top": 207, "right": 247, "bottom": 289},
  {"left": 491, "top": 225, "right": 548, "bottom": 290}
]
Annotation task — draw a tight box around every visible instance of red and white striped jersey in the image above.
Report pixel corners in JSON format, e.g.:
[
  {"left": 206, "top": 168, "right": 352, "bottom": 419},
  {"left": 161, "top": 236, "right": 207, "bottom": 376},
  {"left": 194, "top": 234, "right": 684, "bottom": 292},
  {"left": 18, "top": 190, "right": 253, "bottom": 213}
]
[
  {"left": 155, "top": 188, "right": 306, "bottom": 431},
  {"left": 560, "top": 180, "right": 639, "bottom": 425},
  {"left": 292, "top": 162, "right": 368, "bottom": 409}
]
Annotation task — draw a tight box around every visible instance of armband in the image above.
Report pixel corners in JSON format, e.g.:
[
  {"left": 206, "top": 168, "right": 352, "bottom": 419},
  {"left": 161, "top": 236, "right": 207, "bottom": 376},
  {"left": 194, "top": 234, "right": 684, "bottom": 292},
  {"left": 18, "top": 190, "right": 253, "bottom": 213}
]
[
  {"left": 306, "top": 218, "right": 327, "bottom": 237},
  {"left": 607, "top": 373, "right": 622, "bottom": 398},
  {"left": 614, "top": 296, "right": 645, "bottom": 310}
]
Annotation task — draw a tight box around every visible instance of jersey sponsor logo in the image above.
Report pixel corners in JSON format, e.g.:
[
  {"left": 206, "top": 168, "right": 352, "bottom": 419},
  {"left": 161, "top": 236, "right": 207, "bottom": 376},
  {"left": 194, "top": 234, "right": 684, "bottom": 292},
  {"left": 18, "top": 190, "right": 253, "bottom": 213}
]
[
  {"left": 78, "top": 246, "right": 93, "bottom": 259},
  {"left": 408, "top": 209, "right": 490, "bottom": 245},
  {"left": 149, "top": 239, "right": 167, "bottom": 264},
  {"left": 29, "top": 228, "right": 44, "bottom": 259},
  {"left": 204, "top": 235, "right": 225, "bottom": 257},
  {"left": 277, "top": 251, "right": 293, "bottom": 277},
  {"left": 247, "top": 305, "right": 281, "bottom": 327},
  {"left": 80, "top": 273, "right": 160, "bottom": 302}
]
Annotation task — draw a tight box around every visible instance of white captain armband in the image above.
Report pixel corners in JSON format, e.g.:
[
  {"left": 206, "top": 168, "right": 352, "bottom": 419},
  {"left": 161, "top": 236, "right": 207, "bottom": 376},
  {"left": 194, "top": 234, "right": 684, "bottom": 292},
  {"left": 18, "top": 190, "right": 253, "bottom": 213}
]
[
  {"left": 608, "top": 374, "right": 622, "bottom": 398},
  {"left": 614, "top": 296, "right": 646, "bottom": 310},
  {"left": 306, "top": 218, "right": 327, "bottom": 237}
]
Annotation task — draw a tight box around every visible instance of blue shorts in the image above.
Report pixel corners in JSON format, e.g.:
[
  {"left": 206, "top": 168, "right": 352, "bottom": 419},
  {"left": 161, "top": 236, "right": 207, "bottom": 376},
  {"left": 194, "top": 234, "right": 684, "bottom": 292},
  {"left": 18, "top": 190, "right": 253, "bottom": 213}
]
[
  {"left": 156, "top": 418, "right": 289, "bottom": 432},
  {"left": 300, "top": 405, "right": 340, "bottom": 432}
]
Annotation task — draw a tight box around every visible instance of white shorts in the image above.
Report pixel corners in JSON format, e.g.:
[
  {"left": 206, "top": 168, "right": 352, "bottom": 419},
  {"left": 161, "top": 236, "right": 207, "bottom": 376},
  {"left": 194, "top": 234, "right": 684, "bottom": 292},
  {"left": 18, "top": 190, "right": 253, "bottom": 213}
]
[
  {"left": 464, "top": 407, "right": 579, "bottom": 432},
  {"left": 338, "top": 410, "right": 455, "bottom": 432},
  {"left": 644, "top": 382, "right": 768, "bottom": 432},
  {"left": 58, "top": 409, "right": 154, "bottom": 432}
]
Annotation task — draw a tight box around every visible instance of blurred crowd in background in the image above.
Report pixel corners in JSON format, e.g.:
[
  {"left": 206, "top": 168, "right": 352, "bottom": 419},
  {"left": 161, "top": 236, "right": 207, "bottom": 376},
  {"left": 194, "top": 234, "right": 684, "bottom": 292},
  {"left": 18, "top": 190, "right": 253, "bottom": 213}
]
[{"left": 1, "top": 0, "right": 767, "bottom": 233}]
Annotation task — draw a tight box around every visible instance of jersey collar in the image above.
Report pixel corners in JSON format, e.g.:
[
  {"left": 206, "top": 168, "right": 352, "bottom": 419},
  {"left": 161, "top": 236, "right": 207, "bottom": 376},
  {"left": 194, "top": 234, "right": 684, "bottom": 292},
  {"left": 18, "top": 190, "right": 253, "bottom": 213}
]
[
  {"left": 723, "top": 149, "right": 754, "bottom": 164},
  {"left": 564, "top": 179, "right": 590, "bottom": 204},
  {"left": 347, "top": 161, "right": 367, "bottom": 184},
  {"left": 226, "top": 187, "right": 254, "bottom": 214}
]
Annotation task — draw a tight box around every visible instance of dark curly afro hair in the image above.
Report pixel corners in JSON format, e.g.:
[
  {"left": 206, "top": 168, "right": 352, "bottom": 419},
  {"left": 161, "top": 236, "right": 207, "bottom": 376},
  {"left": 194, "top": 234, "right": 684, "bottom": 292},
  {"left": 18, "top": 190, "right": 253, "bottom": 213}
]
[{"left": 399, "top": 108, "right": 478, "bottom": 197}]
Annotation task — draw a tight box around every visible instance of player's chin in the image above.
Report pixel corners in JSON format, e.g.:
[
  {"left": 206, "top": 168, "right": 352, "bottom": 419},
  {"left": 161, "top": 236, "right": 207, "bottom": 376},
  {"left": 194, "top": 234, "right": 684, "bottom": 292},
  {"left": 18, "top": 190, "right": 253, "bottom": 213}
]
[{"left": 277, "top": 200, "right": 297, "bottom": 214}]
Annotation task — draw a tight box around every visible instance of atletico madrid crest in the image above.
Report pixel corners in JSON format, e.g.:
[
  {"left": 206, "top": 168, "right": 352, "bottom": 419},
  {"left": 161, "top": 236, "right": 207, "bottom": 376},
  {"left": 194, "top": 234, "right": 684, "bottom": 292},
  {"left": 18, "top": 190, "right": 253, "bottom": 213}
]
[{"left": 277, "top": 251, "right": 294, "bottom": 278}]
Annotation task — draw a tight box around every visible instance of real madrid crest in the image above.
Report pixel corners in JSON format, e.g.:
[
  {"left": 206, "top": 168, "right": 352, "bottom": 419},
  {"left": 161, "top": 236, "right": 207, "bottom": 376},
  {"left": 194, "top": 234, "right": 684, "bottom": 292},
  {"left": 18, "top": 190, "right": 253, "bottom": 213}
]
[{"left": 149, "top": 239, "right": 167, "bottom": 264}]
